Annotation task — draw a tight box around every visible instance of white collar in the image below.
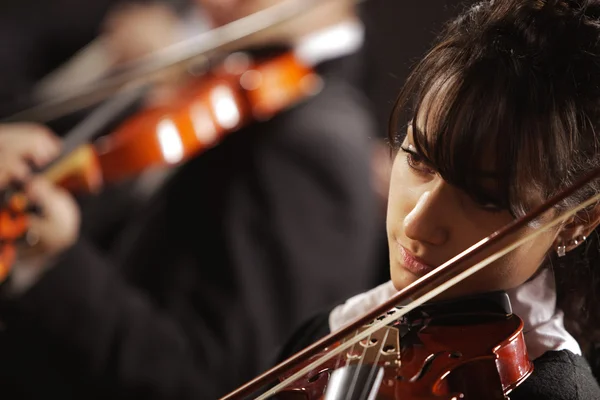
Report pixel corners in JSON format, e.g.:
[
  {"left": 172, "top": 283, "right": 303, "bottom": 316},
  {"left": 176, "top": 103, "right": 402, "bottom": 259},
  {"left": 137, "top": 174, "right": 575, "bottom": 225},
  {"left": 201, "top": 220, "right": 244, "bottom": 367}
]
[
  {"left": 506, "top": 268, "right": 581, "bottom": 358},
  {"left": 293, "top": 19, "right": 365, "bottom": 67},
  {"left": 329, "top": 270, "right": 580, "bottom": 360}
]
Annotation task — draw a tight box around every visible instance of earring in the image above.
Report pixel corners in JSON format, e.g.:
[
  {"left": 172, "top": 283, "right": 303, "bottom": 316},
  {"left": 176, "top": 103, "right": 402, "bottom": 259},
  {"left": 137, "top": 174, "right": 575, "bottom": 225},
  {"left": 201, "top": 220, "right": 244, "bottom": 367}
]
[
  {"left": 568, "top": 235, "right": 587, "bottom": 246},
  {"left": 557, "top": 242, "right": 566, "bottom": 257}
]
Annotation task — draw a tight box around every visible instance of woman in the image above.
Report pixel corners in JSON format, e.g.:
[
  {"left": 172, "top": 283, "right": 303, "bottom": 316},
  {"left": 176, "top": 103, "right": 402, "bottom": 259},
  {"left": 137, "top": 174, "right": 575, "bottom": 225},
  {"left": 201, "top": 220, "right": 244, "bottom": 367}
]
[{"left": 275, "top": 0, "right": 600, "bottom": 398}]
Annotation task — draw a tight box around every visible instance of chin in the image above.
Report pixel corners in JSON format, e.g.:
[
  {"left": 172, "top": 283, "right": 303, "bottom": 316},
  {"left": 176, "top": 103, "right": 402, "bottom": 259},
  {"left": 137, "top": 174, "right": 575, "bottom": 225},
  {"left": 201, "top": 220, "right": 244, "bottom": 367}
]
[{"left": 389, "top": 265, "right": 414, "bottom": 292}]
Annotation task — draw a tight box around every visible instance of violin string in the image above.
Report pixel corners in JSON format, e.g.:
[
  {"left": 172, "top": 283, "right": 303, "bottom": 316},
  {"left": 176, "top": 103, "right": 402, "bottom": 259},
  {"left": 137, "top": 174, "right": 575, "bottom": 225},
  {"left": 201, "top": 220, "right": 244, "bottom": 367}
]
[
  {"left": 352, "top": 328, "right": 391, "bottom": 400},
  {"left": 255, "top": 189, "right": 600, "bottom": 399},
  {"left": 343, "top": 331, "right": 373, "bottom": 400}
]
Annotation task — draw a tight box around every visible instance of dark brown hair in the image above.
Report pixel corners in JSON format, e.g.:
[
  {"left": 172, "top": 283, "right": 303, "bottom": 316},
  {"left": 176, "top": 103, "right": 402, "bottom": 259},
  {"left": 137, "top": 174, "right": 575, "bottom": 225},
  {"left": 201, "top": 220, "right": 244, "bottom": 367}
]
[{"left": 388, "top": 0, "right": 600, "bottom": 355}]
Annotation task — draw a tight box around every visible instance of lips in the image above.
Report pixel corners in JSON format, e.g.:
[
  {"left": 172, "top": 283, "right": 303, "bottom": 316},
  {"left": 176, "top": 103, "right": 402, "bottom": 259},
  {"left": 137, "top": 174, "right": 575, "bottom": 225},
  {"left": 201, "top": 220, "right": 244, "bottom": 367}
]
[{"left": 397, "top": 244, "right": 436, "bottom": 276}]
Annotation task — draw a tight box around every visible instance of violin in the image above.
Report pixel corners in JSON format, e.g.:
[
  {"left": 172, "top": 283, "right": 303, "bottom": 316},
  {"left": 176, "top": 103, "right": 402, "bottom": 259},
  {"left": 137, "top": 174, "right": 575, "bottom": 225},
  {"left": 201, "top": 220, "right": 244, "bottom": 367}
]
[
  {"left": 218, "top": 165, "right": 600, "bottom": 399},
  {"left": 45, "top": 50, "right": 321, "bottom": 194},
  {"left": 0, "top": 49, "right": 320, "bottom": 281},
  {"left": 277, "top": 296, "right": 531, "bottom": 400},
  {"left": 0, "top": 0, "right": 341, "bottom": 283}
]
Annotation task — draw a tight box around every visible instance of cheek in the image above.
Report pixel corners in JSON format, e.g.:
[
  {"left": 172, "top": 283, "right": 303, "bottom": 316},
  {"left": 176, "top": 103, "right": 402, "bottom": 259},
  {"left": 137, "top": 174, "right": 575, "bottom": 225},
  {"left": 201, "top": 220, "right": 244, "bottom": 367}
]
[
  {"left": 473, "top": 232, "right": 554, "bottom": 291},
  {"left": 506, "top": 234, "right": 554, "bottom": 282},
  {"left": 386, "top": 156, "right": 417, "bottom": 215},
  {"left": 386, "top": 158, "right": 411, "bottom": 232}
]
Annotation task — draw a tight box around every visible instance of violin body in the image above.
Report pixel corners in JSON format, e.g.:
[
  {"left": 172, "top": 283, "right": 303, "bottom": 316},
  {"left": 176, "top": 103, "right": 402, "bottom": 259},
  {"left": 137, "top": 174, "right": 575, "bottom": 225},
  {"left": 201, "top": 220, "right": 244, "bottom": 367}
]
[
  {"left": 277, "top": 309, "right": 533, "bottom": 400},
  {"left": 51, "top": 50, "right": 321, "bottom": 193}
]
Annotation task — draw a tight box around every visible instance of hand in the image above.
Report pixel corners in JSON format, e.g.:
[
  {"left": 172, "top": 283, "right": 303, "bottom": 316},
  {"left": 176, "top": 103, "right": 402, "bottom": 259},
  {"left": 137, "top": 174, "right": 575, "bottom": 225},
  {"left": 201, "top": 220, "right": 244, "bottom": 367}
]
[{"left": 0, "top": 123, "right": 80, "bottom": 262}]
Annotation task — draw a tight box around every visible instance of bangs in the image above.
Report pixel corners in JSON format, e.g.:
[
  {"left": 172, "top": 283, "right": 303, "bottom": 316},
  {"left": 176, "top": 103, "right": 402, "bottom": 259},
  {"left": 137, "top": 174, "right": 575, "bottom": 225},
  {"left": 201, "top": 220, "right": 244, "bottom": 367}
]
[{"left": 389, "top": 43, "right": 574, "bottom": 218}]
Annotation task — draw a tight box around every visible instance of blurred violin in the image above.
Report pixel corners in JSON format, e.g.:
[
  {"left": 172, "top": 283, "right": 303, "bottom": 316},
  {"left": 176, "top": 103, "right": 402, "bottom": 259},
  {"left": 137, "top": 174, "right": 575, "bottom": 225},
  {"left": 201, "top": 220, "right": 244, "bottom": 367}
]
[
  {"left": 0, "top": 49, "right": 320, "bottom": 279},
  {"left": 0, "top": 0, "right": 335, "bottom": 280},
  {"left": 218, "top": 165, "right": 600, "bottom": 399},
  {"left": 45, "top": 50, "right": 321, "bottom": 194}
]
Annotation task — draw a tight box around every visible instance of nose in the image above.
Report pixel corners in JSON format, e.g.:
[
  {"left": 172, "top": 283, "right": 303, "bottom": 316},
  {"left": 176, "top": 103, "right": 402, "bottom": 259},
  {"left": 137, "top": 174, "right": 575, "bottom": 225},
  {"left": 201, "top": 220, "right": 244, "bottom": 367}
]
[{"left": 403, "top": 183, "right": 450, "bottom": 246}]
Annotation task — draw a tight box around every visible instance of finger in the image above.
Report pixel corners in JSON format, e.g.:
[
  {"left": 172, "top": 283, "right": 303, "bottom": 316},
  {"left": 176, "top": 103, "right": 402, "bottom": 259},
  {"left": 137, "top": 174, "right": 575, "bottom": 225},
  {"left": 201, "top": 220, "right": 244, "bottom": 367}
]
[
  {"left": 0, "top": 123, "right": 61, "bottom": 167},
  {"left": 22, "top": 178, "right": 58, "bottom": 218},
  {"left": 22, "top": 177, "right": 79, "bottom": 256},
  {"left": 24, "top": 177, "right": 73, "bottom": 220},
  {"left": 21, "top": 125, "right": 61, "bottom": 167},
  {"left": 0, "top": 156, "right": 33, "bottom": 187},
  {"left": 23, "top": 178, "right": 54, "bottom": 205},
  {"left": 27, "top": 132, "right": 61, "bottom": 168}
]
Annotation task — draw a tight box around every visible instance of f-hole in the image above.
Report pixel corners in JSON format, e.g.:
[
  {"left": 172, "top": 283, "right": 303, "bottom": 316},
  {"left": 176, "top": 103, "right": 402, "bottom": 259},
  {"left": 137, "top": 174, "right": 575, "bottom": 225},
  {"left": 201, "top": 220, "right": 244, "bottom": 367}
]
[{"left": 396, "top": 351, "right": 463, "bottom": 382}]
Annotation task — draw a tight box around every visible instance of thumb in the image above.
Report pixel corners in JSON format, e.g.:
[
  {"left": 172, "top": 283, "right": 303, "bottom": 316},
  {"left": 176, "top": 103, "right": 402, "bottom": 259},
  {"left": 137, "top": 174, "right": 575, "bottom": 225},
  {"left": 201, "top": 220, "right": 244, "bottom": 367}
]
[{"left": 22, "top": 178, "right": 80, "bottom": 257}]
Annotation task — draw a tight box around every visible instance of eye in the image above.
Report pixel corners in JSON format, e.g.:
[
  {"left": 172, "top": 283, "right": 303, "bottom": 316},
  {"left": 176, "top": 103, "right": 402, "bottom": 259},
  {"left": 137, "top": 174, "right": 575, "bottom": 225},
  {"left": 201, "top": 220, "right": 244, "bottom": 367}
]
[
  {"left": 473, "top": 195, "right": 505, "bottom": 213},
  {"left": 478, "top": 202, "right": 503, "bottom": 213},
  {"left": 400, "top": 145, "right": 435, "bottom": 175}
]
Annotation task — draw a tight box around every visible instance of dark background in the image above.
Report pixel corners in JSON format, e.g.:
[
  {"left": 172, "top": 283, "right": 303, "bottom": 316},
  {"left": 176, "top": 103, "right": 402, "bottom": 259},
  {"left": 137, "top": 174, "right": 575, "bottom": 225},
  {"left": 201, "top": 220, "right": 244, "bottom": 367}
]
[{"left": 360, "top": 0, "right": 474, "bottom": 133}]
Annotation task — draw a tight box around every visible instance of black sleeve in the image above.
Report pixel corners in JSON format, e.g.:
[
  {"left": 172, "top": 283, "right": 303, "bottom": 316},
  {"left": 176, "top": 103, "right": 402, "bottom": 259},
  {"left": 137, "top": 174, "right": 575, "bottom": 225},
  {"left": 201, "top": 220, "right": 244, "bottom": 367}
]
[
  {"left": 510, "top": 350, "right": 600, "bottom": 400},
  {"left": 0, "top": 239, "right": 219, "bottom": 400},
  {"left": 275, "top": 311, "right": 332, "bottom": 365}
]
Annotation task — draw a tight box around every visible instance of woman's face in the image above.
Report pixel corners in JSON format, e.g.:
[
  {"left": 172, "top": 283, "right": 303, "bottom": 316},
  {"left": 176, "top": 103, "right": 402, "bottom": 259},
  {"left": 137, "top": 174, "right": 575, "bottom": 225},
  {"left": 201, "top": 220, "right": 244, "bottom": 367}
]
[{"left": 386, "top": 127, "right": 560, "bottom": 299}]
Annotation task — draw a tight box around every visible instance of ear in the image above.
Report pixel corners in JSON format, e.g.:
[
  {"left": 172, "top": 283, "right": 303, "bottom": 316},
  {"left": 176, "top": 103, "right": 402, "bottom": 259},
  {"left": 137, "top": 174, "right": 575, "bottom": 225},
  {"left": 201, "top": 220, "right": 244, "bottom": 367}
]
[{"left": 553, "top": 204, "right": 600, "bottom": 253}]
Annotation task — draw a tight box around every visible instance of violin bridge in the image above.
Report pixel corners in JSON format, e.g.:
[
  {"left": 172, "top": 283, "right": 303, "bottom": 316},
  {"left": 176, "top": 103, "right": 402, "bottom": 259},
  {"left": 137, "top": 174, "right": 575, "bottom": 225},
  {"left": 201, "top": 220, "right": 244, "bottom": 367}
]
[{"left": 343, "top": 325, "right": 401, "bottom": 367}]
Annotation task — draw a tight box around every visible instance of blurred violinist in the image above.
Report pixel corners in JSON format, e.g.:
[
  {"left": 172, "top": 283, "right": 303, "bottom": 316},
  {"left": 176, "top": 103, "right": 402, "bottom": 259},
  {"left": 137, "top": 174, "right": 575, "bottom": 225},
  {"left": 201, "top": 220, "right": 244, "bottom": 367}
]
[
  {"left": 272, "top": 0, "right": 600, "bottom": 399},
  {"left": 0, "top": 0, "right": 383, "bottom": 399}
]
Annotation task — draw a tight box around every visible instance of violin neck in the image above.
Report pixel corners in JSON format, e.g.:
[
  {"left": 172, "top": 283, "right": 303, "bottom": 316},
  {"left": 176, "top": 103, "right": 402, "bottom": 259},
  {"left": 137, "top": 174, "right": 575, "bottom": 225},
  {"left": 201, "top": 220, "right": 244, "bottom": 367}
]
[{"left": 43, "top": 145, "right": 103, "bottom": 195}]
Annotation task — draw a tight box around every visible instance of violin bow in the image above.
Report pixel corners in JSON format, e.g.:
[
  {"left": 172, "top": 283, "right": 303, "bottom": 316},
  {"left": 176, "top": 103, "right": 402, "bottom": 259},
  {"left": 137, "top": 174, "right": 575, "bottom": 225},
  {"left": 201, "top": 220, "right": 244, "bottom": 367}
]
[
  {"left": 2, "top": 0, "right": 367, "bottom": 125},
  {"left": 220, "top": 165, "right": 600, "bottom": 399}
]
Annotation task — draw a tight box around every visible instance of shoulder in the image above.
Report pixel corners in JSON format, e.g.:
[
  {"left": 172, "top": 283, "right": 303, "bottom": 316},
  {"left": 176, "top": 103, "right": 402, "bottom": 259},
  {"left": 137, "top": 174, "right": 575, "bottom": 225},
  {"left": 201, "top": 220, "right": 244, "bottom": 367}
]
[{"left": 511, "top": 350, "right": 600, "bottom": 400}]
